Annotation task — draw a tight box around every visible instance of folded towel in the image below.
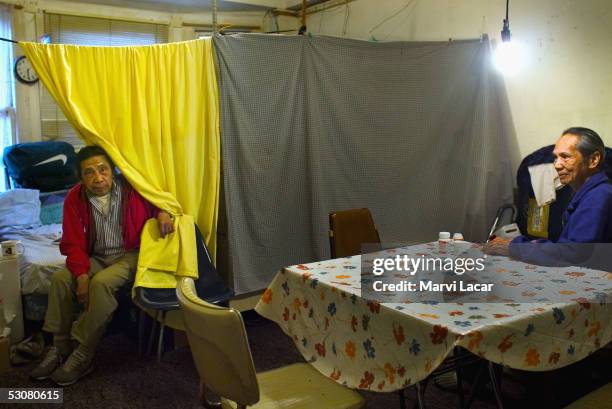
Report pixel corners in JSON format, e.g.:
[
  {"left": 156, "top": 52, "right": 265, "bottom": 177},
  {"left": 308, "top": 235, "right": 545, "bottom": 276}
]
[{"left": 528, "top": 163, "right": 563, "bottom": 207}]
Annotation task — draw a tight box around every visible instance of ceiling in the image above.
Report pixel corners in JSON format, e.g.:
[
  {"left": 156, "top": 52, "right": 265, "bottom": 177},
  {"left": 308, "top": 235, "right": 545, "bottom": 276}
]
[
  {"left": 61, "top": 0, "right": 338, "bottom": 14},
  {"left": 287, "top": 0, "right": 328, "bottom": 11},
  {"left": 66, "top": 0, "right": 274, "bottom": 13}
]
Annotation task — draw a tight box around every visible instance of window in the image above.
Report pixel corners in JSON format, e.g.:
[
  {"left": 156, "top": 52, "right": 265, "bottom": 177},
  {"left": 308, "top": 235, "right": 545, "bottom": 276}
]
[
  {"left": 40, "top": 13, "right": 168, "bottom": 147},
  {"left": 0, "top": 4, "right": 15, "bottom": 191}
]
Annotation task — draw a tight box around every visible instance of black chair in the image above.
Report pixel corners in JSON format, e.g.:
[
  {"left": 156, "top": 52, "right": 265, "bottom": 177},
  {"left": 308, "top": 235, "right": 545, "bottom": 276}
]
[
  {"left": 515, "top": 145, "right": 612, "bottom": 241},
  {"left": 135, "top": 225, "right": 234, "bottom": 361}
]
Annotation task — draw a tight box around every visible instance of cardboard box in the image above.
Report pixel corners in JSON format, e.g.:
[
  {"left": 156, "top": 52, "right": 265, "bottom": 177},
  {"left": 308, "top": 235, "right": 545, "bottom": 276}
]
[{"left": 0, "top": 336, "right": 10, "bottom": 374}]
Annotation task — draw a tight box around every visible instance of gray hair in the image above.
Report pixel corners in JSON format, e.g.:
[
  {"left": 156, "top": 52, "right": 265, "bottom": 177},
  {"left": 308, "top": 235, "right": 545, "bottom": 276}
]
[{"left": 562, "top": 127, "right": 606, "bottom": 169}]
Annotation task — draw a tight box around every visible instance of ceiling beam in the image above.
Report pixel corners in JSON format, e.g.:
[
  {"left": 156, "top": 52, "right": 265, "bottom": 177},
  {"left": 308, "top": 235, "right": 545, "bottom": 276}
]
[
  {"left": 272, "top": 0, "right": 356, "bottom": 19},
  {"left": 223, "top": 0, "right": 319, "bottom": 10},
  {"left": 284, "top": 0, "right": 305, "bottom": 9},
  {"left": 223, "top": 0, "right": 285, "bottom": 8},
  {"left": 272, "top": 9, "right": 298, "bottom": 17}
]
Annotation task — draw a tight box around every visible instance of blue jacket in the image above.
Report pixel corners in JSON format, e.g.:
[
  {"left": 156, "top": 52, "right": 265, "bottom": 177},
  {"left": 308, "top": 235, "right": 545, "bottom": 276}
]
[{"left": 509, "top": 171, "right": 612, "bottom": 266}]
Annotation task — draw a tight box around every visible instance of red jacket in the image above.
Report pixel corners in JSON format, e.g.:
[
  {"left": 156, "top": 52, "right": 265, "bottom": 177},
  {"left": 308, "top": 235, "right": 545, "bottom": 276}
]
[{"left": 60, "top": 178, "right": 159, "bottom": 278}]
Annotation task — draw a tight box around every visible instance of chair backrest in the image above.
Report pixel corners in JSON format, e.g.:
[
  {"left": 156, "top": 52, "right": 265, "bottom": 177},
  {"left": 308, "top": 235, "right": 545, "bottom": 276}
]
[
  {"left": 195, "top": 224, "right": 221, "bottom": 295},
  {"left": 177, "top": 277, "right": 260, "bottom": 406},
  {"left": 329, "top": 208, "right": 381, "bottom": 258},
  {"left": 516, "top": 145, "right": 612, "bottom": 241},
  {"left": 195, "top": 225, "right": 234, "bottom": 305}
]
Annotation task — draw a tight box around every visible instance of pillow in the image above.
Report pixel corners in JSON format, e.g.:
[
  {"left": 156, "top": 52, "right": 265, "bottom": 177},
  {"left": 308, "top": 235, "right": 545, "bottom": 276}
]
[
  {"left": 0, "top": 189, "right": 41, "bottom": 229},
  {"left": 39, "top": 191, "right": 68, "bottom": 225}
]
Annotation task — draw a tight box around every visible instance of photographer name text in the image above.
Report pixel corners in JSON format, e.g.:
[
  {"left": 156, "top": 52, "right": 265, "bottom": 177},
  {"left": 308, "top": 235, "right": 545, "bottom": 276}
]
[{"left": 372, "top": 280, "right": 494, "bottom": 292}]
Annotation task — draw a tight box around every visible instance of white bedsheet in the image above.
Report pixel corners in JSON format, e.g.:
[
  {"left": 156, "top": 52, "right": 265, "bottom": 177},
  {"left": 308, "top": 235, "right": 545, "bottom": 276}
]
[{"left": 2, "top": 224, "right": 66, "bottom": 295}]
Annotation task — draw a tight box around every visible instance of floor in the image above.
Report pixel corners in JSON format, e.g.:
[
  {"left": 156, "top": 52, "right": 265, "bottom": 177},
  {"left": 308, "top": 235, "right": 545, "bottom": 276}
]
[{"left": 1, "top": 312, "right": 610, "bottom": 409}]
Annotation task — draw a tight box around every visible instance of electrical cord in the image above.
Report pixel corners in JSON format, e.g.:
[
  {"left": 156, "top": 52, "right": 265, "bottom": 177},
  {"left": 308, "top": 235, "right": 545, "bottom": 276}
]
[
  {"left": 342, "top": 1, "right": 350, "bottom": 36},
  {"left": 368, "top": 0, "right": 417, "bottom": 34}
]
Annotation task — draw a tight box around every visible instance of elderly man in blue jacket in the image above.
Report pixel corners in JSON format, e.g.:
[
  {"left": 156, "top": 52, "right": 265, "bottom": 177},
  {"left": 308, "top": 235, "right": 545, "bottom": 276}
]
[{"left": 484, "top": 127, "right": 611, "bottom": 265}]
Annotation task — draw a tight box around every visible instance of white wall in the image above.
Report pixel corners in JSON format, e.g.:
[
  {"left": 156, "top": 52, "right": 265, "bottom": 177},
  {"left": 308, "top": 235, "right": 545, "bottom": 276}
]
[{"left": 276, "top": 0, "right": 612, "bottom": 161}]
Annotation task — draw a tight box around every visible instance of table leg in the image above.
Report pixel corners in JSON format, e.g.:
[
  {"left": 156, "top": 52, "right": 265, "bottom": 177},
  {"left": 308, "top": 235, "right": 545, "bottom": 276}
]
[
  {"left": 488, "top": 361, "right": 504, "bottom": 409},
  {"left": 415, "top": 381, "right": 426, "bottom": 409},
  {"left": 456, "top": 367, "right": 465, "bottom": 409},
  {"left": 398, "top": 389, "right": 406, "bottom": 409},
  {"left": 465, "top": 360, "right": 486, "bottom": 409},
  {"left": 452, "top": 346, "right": 466, "bottom": 409}
]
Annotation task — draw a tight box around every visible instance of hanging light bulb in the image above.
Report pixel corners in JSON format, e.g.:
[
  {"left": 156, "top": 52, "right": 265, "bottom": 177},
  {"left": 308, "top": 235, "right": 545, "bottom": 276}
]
[
  {"left": 493, "top": 0, "right": 526, "bottom": 76},
  {"left": 493, "top": 41, "right": 526, "bottom": 76}
]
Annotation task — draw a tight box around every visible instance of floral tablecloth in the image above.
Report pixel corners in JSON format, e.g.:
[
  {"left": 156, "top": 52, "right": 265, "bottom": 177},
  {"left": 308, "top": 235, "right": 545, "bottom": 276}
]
[{"left": 254, "top": 243, "right": 612, "bottom": 392}]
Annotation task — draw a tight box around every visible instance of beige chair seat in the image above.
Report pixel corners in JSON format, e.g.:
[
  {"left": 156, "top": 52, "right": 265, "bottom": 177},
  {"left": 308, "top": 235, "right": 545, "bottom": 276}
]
[
  {"left": 221, "top": 363, "right": 364, "bottom": 409},
  {"left": 564, "top": 382, "right": 612, "bottom": 409}
]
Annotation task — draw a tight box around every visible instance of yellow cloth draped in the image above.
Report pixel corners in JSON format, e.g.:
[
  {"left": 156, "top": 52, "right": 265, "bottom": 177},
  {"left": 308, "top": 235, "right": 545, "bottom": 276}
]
[{"left": 21, "top": 39, "right": 220, "bottom": 290}]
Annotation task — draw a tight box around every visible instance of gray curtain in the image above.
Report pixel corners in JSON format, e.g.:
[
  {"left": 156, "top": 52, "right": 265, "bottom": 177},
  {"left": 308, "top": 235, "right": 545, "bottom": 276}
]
[{"left": 214, "top": 34, "right": 517, "bottom": 295}]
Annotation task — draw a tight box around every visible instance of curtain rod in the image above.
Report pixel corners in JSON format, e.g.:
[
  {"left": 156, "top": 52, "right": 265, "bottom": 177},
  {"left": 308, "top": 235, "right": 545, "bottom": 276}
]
[{"left": 0, "top": 37, "right": 18, "bottom": 44}]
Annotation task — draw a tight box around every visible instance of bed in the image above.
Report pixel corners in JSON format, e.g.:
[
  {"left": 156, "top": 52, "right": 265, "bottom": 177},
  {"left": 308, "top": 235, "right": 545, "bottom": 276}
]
[{"left": 0, "top": 189, "right": 67, "bottom": 320}]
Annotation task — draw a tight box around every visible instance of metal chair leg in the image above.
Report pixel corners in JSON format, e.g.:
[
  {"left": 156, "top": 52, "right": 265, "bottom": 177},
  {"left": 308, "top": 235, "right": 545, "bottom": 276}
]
[
  {"left": 157, "top": 311, "right": 166, "bottom": 362},
  {"left": 138, "top": 308, "right": 145, "bottom": 358},
  {"left": 147, "top": 310, "right": 159, "bottom": 356},
  {"left": 488, "top": 361, "right": 504, "bottom": 409}
]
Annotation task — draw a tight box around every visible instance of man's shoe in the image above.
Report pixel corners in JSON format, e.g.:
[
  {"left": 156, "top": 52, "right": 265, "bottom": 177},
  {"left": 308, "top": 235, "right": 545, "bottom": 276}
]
[
  {"left": 16, "top": 333, "right": 45, "bottom": 360},
  {"left": 30, "top": 347, "right": 63, "bottom": 381},
  {"left": 50, "top": 348, "right": 94, "bottom": 386}
]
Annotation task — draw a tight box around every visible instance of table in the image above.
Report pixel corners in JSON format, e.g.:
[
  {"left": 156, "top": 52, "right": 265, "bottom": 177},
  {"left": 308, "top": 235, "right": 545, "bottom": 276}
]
[{"left": 254, "top": 242, "right": 612, "bottom": 392}]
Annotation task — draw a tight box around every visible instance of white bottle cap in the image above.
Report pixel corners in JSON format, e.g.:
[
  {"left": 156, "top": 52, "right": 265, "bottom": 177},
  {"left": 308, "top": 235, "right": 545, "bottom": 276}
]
[
  {"left": 453, "top": 233, "right": 464, "bottom": 241},
  {"left": 439, "top": 232, "right": 451, "bottom": 240}
]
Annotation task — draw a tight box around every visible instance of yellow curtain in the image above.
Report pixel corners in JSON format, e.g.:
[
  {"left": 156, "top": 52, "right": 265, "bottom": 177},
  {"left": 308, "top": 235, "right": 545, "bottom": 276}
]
[{"left": 21, "top": 39, "right": 220, "bottom": 290}]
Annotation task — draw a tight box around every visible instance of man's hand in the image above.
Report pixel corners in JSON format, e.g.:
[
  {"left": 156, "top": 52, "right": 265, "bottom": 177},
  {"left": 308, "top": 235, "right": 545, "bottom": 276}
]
[
  {"left": 76, "top": 275, "right": 89, "bottom": 309},
  {"left": 157, "top": 211, "right": 175, "bottom": 238},
  {"left": 482, "top": 237, "right": 512, "bottom": 256}
]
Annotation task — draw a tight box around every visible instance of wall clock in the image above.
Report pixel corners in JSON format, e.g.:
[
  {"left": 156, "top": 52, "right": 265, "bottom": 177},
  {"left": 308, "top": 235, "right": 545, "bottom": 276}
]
[{"left": 14, "top": 55, "right": 39, "bottom": 85}]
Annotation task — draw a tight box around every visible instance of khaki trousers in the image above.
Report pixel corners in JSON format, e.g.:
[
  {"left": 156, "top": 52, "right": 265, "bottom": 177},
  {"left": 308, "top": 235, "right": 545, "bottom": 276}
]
[{"left": 43, "top": 251, "right": 138, "bottom": 350}]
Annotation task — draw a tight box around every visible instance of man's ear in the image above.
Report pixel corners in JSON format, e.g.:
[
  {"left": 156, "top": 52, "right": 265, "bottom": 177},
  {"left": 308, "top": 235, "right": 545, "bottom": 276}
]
[{"left": 588, "top": 151, "right": 602, "bottom": 170}]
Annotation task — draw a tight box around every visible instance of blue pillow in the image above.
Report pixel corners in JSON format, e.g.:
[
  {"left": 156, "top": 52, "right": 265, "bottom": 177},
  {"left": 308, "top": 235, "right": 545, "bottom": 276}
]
[{"left": 39, "top": 191, "right": 68, "bottom": 225}]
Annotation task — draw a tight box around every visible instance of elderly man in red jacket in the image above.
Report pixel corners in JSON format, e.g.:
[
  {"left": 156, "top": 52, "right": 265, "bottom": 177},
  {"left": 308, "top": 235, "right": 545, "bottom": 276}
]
[{"left": 30, "top": 145, "right": 174, "bottom": 385}]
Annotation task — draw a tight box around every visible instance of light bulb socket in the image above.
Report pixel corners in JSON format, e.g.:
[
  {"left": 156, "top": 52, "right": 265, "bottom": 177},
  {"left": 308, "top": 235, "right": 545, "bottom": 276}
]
[{"left": 501, "top": 19, "right": 511, "bottom": 42}]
